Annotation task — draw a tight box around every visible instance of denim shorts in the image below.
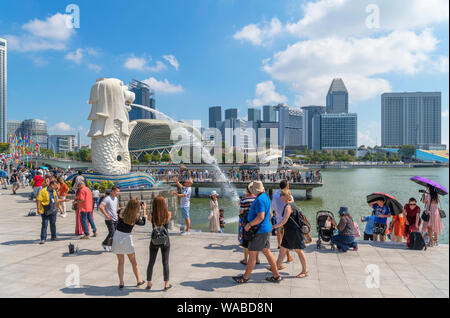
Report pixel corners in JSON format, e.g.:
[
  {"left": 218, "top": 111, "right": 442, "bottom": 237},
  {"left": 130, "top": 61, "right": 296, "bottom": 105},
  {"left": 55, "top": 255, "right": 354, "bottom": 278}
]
[{"left": 181, "top": 206, "right": 190, "bottom": 219}]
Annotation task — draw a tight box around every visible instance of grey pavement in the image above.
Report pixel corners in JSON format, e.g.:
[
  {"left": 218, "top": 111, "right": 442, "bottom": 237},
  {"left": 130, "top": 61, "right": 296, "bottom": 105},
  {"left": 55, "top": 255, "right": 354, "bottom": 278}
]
[{"left": 0, "top": 188, "right": 448, "bottom": 298}]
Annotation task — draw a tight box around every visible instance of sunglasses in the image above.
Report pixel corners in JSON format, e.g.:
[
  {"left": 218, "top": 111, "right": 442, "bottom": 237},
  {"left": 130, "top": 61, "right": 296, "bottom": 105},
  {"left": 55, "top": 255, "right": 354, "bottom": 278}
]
[{"left": 409, "top": 203, "right": 416, "bottom": 206}]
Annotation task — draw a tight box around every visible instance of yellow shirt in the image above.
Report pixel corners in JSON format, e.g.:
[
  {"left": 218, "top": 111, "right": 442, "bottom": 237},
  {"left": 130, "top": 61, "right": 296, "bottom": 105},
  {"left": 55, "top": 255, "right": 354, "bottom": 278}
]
[{"left": 36, "top": 187, "right": 58, "bottom": 214}]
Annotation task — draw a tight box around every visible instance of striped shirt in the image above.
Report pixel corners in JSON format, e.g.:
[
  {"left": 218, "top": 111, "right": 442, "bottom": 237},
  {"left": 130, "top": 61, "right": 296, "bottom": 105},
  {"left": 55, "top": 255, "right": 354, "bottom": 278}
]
[{"left": 240, "top": 195, "right": 256, "bottom": 213}]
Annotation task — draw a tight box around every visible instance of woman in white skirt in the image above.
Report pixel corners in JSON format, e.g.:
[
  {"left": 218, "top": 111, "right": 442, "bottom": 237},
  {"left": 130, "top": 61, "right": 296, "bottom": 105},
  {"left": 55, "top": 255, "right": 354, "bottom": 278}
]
[
  {"left": 112, "top": 197, "right": 147, "bottom": 289},
  {"left": 208, "top": 191, "right": 220, "bottom": 233}
]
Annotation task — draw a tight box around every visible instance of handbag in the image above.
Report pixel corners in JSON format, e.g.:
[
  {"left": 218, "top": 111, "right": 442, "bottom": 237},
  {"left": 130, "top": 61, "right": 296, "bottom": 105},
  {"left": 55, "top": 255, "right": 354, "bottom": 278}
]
[
  {"left": 43, "top": 203, "right": 58, "bottom": 216},
  {"left": 421, "top": 212, "right": 430, "bottom": 222},
  {"left": 243, "top": 224, "right": 260, "bottom": 241},
  {"left": 439, "top": 209, "right": 446, "bottom": 219}
]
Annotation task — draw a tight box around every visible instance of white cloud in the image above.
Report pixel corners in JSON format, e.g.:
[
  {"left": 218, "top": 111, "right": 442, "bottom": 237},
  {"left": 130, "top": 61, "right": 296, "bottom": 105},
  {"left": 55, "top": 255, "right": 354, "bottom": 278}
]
[
  {"left": 286, "top": 0, "right": 449, "bottom": 39},
  {"left": 234, "top": 17, "right": 283, "bottom": 46},
  {"left": 252, "top": 81, "right": 288, "bottom": 106},
  {"left": 88, "top": 64, "right": 102, "bottom": 72},
  {"left": 65, "top": 48, "right": 84, "bottom": 64},
  {"left": 124, "top": 55, "right": 167, "bottom": 72},
  {"left": 142, "top": 77, "right": 184, "bottom": 94},
  {"left": 49, "top": 122, "right": 75, "bottom": 133},
  {"left": 163, "top": 55, "right": 180, "bottom": 70},
  {"left": 358, "top": 121, "right": 381, "bottom": 147},
  {"left": 6, "top": 13, "right": 75, "bottom": 52},
  {"left": 263, "top": 29, "right": 437, "bottom": 104},
  {"left": 434, "top": 56, "right": 449, "bottom": 73}
]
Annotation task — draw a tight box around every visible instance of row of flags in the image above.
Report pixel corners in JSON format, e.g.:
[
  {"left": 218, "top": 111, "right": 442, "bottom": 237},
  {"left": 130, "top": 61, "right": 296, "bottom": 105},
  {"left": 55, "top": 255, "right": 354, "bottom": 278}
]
[{"left": 0, "top": 132, "right": 40, "bottom": 168}]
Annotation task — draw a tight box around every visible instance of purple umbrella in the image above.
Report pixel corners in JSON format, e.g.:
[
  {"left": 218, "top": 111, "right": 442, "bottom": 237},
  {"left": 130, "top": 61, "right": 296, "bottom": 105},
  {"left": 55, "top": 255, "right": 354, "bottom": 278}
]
[{"left": 410, "top": 176, "right": 448, "bottom": 196}]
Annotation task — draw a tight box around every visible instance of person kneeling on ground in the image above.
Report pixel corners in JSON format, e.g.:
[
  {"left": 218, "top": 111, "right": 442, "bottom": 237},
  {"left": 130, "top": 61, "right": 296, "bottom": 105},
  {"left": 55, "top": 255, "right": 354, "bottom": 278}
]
[{"left": 330, "top": 207, "right": 358, "bottom": 252}]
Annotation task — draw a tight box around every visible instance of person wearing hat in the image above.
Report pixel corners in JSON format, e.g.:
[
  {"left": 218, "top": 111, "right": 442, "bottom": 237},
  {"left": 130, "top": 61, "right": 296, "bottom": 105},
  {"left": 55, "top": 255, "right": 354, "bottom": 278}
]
[
  {"left": 330, "top": 207, "right": 358, "bottom": 252},
  {"left": 208, "top": 190, "right": 220, "bottom": 233},
  {"left": 233, "top": 181, "right": 282, "bottom": 284}
]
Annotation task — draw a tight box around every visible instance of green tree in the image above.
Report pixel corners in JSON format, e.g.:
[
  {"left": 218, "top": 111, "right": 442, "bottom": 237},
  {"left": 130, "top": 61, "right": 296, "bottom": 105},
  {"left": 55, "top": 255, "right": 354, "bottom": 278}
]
[
  {"left": 142, "top": 154, "right": 153, "bottom": 162},
  {"left": 162, "top": 153, "right": 172, "bottom": 162},
  {"left": 153, "top": 153, "right": 162, "bottom": 162},
  {"left": 0, "top": 143, "right": 9, "bottom": 153},
  {"left": 77, "top": 148, "right": 91, "bottom": 162},
  {"left": 399, "top": 145, "right": 416, "bottom": 160}
]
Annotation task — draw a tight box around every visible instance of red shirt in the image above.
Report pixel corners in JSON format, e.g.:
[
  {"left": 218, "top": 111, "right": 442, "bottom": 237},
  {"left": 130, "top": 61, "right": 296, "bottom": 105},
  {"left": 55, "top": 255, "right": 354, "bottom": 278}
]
[
  {"left": 404, "top": 204, "right": 421, "bottom": 225},
  {"left": 76, "top": 186, "right": 93, "bottom": 212},
  {"left": 33, "top": 175, "right": 43, "bottom": 187}
]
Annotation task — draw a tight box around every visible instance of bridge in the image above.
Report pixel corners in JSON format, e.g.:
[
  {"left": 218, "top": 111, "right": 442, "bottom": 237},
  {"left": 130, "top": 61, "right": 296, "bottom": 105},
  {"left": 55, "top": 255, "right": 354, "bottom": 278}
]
[{"left": 167, "top": 180, "right": 323, "bottom": 199}]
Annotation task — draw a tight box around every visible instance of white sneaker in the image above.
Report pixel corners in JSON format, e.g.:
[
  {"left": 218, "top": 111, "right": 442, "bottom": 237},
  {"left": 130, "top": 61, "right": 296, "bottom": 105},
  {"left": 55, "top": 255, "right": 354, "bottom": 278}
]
[{"left": 61, "top": 213, "right": 67, "bottom": 218}]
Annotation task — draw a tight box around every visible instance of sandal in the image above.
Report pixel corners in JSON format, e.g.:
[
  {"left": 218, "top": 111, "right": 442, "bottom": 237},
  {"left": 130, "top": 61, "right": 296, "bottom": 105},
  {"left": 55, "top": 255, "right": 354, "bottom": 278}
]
[
  {"left": 265, "top": 276, "right": 283, "bottom": 283},
  {"left": 136, "top": 281, "right": 145, "bottom": 288},
  {"left": 232, "top": 275, "right": 249, "bottom": 284},
  {"left": 164, "top": 284, "right": 173, "bottom": 292},
  {"left": 296, "top": 271, "right": 309, "bottom": 278},
  {"left": 119, "top": 285, "right": 124, "bottom": 290},
  {"left": 240, "top": 260, "right": 247, "bottom": 265},
  {"left": 256, "top": 261, "right": 261, "bottom": 265}
]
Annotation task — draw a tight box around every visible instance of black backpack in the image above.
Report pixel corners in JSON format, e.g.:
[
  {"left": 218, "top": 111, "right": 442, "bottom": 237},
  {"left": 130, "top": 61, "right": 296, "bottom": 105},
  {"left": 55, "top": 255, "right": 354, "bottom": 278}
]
[
  {"left": 408, "top": 232, "right": 427, "bottom": 251},
  {"left": 151, "top": 225, "right": 169, "bottom": 246}
]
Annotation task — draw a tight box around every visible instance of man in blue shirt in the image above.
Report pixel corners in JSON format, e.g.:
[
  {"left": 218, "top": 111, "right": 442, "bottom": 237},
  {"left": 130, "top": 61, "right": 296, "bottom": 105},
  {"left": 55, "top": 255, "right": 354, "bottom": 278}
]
[
  {"left": 233, "top": 181, "right": 282, "bottom": 284},
  {"left": 368, "top": 199, "right": 392, "bottom": 242},
  {"left": 0, "top": 169, "right": 8, "bottom": 189}
]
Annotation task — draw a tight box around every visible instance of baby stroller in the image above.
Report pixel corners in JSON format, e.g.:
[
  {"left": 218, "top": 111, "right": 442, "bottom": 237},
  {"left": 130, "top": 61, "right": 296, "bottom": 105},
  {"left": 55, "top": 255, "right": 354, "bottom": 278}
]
[{"left": 316, "top": 211, "right": 336, "bottom": 250}]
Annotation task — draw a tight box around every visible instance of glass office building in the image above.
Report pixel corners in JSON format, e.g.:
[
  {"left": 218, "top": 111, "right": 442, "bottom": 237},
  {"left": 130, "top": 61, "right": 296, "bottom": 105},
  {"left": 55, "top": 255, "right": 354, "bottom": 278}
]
[
  {"left": 302, "top": 106, "right": 326, "bottom": 149},
  {"left": 248, "top": 108, "right": 261, "bottom": 122},
  {"left": 128, "top": 80, "right": 155, "bottom": 120},
  {"left": 381, "top": 92, "right": 442, "bottom": 148},
  {"left": 318, "top": 113, "right": 357, "bottom": 150},
  {"left": 209, "top": 106, "right": 222, "bottom": 128},
  {"left": 326, "top": 78, "right": 348, "bottom": 114}
]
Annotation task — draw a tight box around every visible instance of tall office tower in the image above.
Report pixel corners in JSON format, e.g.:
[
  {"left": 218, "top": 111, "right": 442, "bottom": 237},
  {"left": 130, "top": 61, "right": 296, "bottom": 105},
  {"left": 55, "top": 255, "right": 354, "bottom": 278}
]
[
  {"left": 326, "top": 78, "right": 349, "bottom": 114},
  {"left": 318, "top": 113, "right": 358, "bottom": 150},
  {"left": 209, "top": 106, "right": 222, "bottom": 128},
  {"left": 278, "top": 105, "right": 303, "bottom": 148},
  {"left": 21, "top": 119, "right": 48, "bottom": 149},
  {"left": 225, "top": 108, "right": 238, "bottom": 120},
  {"left": 248, "top": 108, "right": 261, "bottom": 122},
  {"left": 381, "top": 92, "right": 442, "bottom": 148},
  {"left": 0, "top": 38, "right": 6, "bottom": 142},
  {"left": 129, "top": 79, "right": 155, "bottom": 120},
  {"left": 302, "top": 106, "right": 326, "bottom": 149},
  {"left": 263, "top": 105, "right": 277, "bottom": 122}
]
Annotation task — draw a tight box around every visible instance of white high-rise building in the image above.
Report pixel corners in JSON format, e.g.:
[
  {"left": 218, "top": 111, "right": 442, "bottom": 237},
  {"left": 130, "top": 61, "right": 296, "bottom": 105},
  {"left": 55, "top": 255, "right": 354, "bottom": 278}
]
[{"left": 0, "top": 38, "right": 7, "bottom": 143}]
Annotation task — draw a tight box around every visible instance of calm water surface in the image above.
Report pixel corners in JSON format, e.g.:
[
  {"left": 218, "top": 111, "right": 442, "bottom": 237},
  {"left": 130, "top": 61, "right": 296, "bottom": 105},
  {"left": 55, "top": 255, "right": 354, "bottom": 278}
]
[{"left": 175, "top": 167, "right": 449, "bottom": 243}]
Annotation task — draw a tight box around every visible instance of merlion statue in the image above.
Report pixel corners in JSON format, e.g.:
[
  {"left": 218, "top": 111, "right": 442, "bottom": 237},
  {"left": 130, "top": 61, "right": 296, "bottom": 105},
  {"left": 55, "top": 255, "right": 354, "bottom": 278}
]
[{"left": 88, "top": 78, "right": 136, "bottom": 175}]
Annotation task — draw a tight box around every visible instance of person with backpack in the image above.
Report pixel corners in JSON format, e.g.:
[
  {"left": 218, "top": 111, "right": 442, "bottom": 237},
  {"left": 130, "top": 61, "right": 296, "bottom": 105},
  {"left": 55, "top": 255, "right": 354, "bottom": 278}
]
[
  {"left": 146, "top": 195, "right": 172, "bottom": 291},
  {"left": 330, "top": 207, "right": 358, "bottom": 252},
  {"left": 272, "top": 189, "right": 309, "bottom": 279},
  {"left": 10, "top": 169, "right": 19, "bottom": 194}
]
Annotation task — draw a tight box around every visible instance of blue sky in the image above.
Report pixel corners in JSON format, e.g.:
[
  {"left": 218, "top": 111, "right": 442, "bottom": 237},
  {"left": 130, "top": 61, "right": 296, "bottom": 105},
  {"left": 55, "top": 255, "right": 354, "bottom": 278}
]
[{"left": 1, "top": 0, "right": 448, "bottom": 146}]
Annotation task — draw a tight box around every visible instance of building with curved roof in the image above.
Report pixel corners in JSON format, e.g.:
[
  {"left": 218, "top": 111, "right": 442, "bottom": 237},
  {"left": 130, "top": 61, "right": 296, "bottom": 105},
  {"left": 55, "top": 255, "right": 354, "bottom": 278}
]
[{"left": 128, "top": 119, "right": 202, "bottom": 160}]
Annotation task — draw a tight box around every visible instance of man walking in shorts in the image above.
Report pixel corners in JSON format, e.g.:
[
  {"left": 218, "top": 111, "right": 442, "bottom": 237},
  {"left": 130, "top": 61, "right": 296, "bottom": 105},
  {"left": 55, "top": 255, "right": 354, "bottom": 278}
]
[{"left": 173, "top": 177, "right": 193, "bottom": 235}]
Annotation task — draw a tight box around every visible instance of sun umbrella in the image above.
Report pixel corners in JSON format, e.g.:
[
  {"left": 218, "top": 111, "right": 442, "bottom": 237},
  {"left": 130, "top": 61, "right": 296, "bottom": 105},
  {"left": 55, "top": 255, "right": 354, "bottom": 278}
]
[
  {"left": 366, "top": 192, "right": 403, "bottom": 215},
  {"left": 410, "top": 176, "right": 448, "bottom": 196}
]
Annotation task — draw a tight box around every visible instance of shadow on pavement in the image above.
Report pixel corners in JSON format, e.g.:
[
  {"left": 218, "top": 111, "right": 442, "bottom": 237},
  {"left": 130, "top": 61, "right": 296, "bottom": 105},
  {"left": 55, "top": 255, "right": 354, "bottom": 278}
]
[
  {"left": 60, "top": 285, "right": 149, "bottom": 297},
  {"left": 1, "top": 237, "right": 73, "bottom": 245},
  {"left": 62, "top": 249, "right": 105, "bottom": 257},
  {"left": 180, "top": 272, "right": 280, "bottom": 292},
  {"left": 204, "top": 243, "right": 242, "bottom": 252}
]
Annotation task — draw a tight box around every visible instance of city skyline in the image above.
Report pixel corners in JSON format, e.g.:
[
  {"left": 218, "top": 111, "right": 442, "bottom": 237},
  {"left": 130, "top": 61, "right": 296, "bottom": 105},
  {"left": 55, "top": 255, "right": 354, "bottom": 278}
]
[{"left": 0, "top": 0, "right": 448, "bottom": 147}]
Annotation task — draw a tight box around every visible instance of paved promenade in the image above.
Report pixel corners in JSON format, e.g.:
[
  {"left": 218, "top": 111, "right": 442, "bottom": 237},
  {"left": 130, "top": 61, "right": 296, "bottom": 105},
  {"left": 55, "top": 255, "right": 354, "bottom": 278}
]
[{"left": 0, "top": 189, "right": 448, "bottom": 298}]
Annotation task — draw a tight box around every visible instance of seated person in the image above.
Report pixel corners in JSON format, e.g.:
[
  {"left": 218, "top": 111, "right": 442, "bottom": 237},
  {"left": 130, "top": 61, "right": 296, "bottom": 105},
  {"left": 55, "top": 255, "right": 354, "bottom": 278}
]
[{"left": 330, "top": 207, "right": 358, "bottom": 252}]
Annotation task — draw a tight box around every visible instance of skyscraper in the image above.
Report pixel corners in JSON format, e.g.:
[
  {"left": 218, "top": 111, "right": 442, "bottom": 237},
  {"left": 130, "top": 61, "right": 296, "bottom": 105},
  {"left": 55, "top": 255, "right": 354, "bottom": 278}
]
[
  {"left": 381, "top": 92, "right": 442, "bottom": 148},
  {"left": 248, "top": 108, "right": 261, "bottom": 122},
  {"left": 225, "top": 108, "right": 238, "bottom": 120},
  {"left": 326, "top": 78, "right": 348, "bottom": 114},
  {"left": 0, "top": 38, "right": 7, "bottom": 143},
  {"left": 263, "top": 105, "right": 277, "bottom": 122},
  {"left": 302, "top": 106, "right": 326, "bottom": 149},
  {"left": 129, "top": 79, "right": 155, "bottom": 120},
  {"left": 209, "top": 106, "right": 222, "bottom": 128},
  {"left": 21, "top": 119, "right": 48, "bottom": 149},
  {"left": 317, "top": 113, "right": 358, "bottom": 150}
]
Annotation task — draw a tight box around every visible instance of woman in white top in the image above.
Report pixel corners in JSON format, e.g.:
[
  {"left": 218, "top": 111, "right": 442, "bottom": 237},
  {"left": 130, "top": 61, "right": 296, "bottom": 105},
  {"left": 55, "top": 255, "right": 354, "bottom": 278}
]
[{"left": 209, "top": 191, "right": 220, "bottom": 233}]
